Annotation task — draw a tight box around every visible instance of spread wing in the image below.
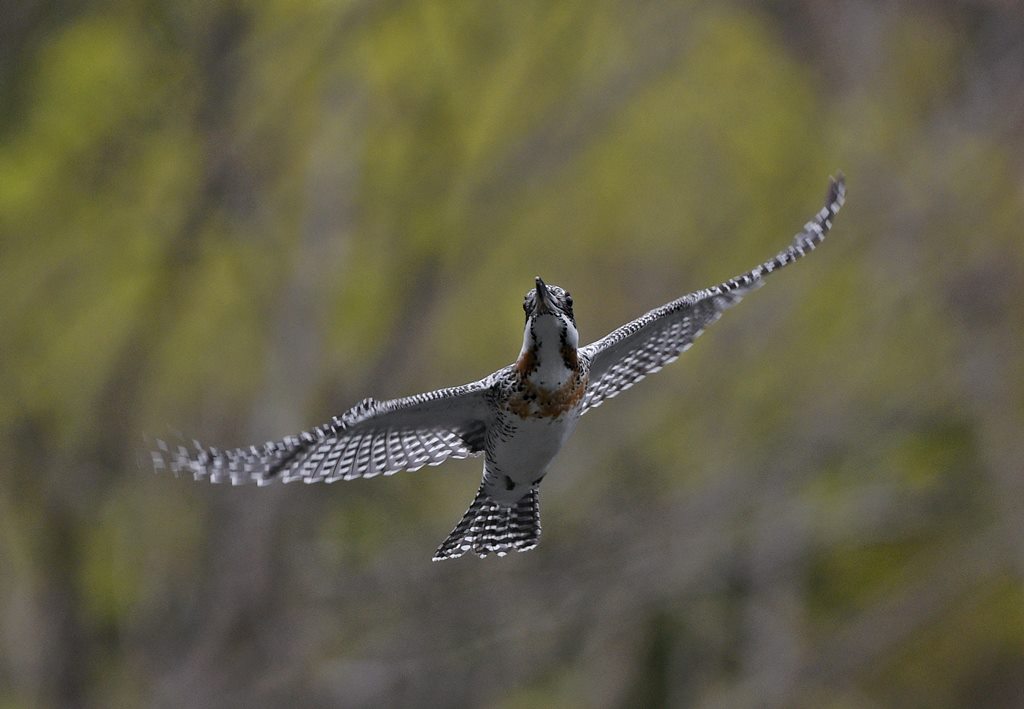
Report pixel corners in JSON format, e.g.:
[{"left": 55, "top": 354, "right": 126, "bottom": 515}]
[
  {"left": 579, "top": 174, "right": 845, "bottom": 413},
  {"left": 151, "top": 376, "right": 496, "bottom": 485}
]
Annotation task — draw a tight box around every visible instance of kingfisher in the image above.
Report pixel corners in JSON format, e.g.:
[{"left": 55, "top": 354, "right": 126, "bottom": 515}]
[{"left": 153, "top": 175, "right": 845, "bottom": 560}]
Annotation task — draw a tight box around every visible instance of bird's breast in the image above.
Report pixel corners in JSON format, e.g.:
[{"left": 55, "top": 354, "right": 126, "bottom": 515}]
[{"left": 506, "top": 369, "right": 588, "bottom": 420}]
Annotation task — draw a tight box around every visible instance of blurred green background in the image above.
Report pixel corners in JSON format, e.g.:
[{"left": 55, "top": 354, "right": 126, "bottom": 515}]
[{"left": 2, "top": 1, "right": 1023, "bottom": 706}]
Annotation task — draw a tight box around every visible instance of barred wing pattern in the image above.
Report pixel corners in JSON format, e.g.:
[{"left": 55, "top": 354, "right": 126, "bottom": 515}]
[
  {"left": 580, "top": 174, "right": 846, "bottom": 413},
  {"left": 152, "top": 377, "right": 496, "bottom": 485}
]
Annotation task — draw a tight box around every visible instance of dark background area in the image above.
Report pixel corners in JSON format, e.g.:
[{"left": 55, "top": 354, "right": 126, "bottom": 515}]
[{"left": 2, "top": 1, "right": 1023, "bottom": 706}]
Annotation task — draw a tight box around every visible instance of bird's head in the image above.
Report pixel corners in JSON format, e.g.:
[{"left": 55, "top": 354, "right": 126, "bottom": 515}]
[
  {"left": 518, "top": 277, "right": 579, "bottom": 376},
  {"left": 523, "top": 276, "right": 575, "bottom": 325}
]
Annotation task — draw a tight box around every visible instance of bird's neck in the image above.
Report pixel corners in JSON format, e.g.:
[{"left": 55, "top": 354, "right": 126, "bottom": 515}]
[{"left": 517, "top": 317, "right": 579, "bottom": 390}]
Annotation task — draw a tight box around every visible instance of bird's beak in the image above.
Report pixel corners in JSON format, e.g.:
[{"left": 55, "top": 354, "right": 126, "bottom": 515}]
[{"left": 535, "top": 276, "right": 552, "bottom": 314}]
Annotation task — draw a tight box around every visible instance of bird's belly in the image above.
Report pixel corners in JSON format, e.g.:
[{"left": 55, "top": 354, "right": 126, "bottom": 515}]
[{"left": 485, "top": 413, "right": 580, "bottom": 503}]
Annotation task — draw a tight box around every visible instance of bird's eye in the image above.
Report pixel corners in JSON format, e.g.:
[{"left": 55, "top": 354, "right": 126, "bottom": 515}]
[{"left": 565, "top": 293, "right": 573, "bottom": 308}]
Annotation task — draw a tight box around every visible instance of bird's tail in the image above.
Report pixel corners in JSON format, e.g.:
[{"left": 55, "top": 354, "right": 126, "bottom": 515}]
[{"left": 433, "top": 484, "right": 541, "bottom": 561}]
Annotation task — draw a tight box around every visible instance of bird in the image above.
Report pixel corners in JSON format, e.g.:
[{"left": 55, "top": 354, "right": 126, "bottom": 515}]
[{"left": 152, "top": 174, "right": 846, "bottom": 561}]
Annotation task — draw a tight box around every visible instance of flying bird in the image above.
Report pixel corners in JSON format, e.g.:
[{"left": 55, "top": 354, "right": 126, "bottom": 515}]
[{"left": 153, "top": 175, "right": 846, "bottom": 560}]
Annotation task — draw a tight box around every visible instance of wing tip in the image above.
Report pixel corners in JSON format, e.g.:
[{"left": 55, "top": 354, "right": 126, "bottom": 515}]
[{"left": 828, "top": 171, "right": 846, "bottom": 207}]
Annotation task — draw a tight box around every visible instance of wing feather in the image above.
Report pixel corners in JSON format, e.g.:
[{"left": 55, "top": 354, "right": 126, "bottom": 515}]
[
  {"left": 152, "top": 375, "right": 496, "bottom": 485},
  {"left": 580, "top": 175, "right": 845, "bottom": 413}
]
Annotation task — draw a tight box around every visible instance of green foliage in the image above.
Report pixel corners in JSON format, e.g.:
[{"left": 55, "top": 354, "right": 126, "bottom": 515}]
[{"left": 2, "top": 1, "right": 1022, "bottom": 706}]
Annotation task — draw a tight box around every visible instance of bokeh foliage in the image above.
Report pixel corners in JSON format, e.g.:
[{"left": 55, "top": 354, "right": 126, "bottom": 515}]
[{"left": 2, "top": 1, "right": 1023, "bottom": 706}]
